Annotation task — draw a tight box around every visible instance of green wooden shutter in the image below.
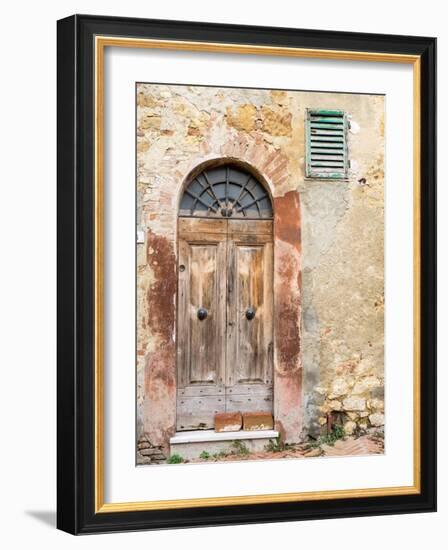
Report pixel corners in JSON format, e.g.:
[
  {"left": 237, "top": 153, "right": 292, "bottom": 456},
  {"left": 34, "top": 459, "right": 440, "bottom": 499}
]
[{"left": 306, "top": 109, "right": 348, "bottom": 179}]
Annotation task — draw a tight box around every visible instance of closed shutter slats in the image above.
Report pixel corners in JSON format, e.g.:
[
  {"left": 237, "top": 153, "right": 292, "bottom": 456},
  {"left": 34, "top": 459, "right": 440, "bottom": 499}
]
[
  {"left": 311, "top": 136, "right": 344, "bottom": 142},
  {"left": 306, "top": 109, "right": 348, "bottom": 179}
]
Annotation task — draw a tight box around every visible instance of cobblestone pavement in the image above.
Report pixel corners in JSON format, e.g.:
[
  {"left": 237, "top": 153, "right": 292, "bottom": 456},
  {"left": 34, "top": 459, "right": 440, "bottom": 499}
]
[
  {"left": 187, "top": 434, "right": 384, "bottom": 463},
  {"left": 321, "top": 435, "right": 384, "bottom": 457}
]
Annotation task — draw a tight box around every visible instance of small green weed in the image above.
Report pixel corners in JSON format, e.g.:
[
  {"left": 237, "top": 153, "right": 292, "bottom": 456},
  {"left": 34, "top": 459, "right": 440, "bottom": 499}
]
[
  {"left": 167, "top": 453, "right": 184, "bottom": 464},
  {"left": 231, "top": 440, "right": 250, "bottom": 455},
  {"left": 265, "top": 437, "right": 292, "bottom": 453},
  {"left": 199, "top": 450, "right": 211, "bottom": 460},
  {"left": 311, "top": 425, "right": 346, "bottom": 447},
  {"left": 212, "top": 451, "right": 228, "bottom": 460}
]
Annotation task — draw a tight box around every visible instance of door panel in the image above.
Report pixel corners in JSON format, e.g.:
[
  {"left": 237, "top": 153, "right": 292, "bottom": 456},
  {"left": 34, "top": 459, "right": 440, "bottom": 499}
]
[
  {"left": 176, "top": 219, "right": 227, "bottom": 430},
  {"left": 225, "top": 385, "right": 273, "bottom": 413},
  {"left": 176, "top": 395, "right": 225, "bottom": 431},
  {"left": 189, "top": 244, "right": 220, "bottom": 384},
  {"left": 231, "top": 244, "right": 265, "bottom": 383},
  {"left": 226, "top": 220, "right": 274, "bottom": 413},
  {"left": 227, "top": 219, "right": 274, "bottom": 239}
]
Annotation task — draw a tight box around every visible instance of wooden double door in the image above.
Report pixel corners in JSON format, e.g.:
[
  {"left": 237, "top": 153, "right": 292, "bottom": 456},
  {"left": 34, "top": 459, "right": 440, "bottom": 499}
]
[{"left": 176, "top": 217, "right": 274, "bottom": 431}]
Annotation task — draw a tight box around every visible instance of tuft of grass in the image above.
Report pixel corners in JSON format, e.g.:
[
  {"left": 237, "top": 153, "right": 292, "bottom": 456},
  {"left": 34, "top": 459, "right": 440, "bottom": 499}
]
[
  {"left": 199, "top": 450, "right": 210, "bottom": 460},
  {"left": 212, "top": 451, "right": 228, "bottom": 460},
  {"left": 311, "top": 425, "right": 346, "bottom": 448},
  {"left": 265, "top": 437, "right": 293, "bottom": 453},
  {"left": 231, "top": 440, "right": 250, "bottom": 456},
  {"left": 167, "top": 453, "right": 184, "bottom": 464}
]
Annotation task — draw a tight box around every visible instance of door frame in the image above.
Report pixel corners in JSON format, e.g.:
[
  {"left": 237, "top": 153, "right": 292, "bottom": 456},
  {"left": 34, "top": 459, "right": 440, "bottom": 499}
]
[
  {"left": 174, "top": 158, "right": 303, "bottom": 443},
  {"left": 176, "top": 216, "right": 274, "bottom": 431}
]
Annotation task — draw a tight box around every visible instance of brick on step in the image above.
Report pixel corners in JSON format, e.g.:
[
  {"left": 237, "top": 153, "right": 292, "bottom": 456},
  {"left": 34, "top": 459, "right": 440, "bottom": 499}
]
[
  {"left": 214, "top": 412, "right": 242, "bottom": 432},
  {"left": 243, "top": 412, "right": 273, "bottom": 431}
]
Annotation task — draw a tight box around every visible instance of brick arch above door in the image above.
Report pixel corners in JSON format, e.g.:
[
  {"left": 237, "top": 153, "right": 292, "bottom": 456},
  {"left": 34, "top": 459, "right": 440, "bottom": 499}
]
[{"left": 175, "top": 153, "right": 280, "bottom": 213}]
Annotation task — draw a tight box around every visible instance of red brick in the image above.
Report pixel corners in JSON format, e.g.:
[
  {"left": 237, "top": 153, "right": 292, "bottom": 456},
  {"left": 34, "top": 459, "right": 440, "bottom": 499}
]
[
  {"left": 214, "top": 412, "right": 242, "bottom": 433},
  {"left": 243, "top": 412, "right": 273, "bottom": 431}
]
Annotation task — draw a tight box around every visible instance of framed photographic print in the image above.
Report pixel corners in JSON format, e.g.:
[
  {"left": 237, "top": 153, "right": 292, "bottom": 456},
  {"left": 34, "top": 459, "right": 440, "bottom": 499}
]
[{"left": 57, "top": 14, "right": 436, "bottom": 534}]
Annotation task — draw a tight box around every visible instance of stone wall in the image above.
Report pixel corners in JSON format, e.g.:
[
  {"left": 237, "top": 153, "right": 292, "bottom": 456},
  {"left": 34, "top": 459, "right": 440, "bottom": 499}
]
[{"left": 136, "top": 83, "right": 384, "bottom": 455}]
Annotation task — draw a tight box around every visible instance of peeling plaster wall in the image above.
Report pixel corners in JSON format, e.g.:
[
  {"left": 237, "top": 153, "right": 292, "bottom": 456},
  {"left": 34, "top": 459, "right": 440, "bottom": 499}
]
[
  {"left": 136, "top": 83, "right": 384, "bottom": 453},
  {"left": 296, "top": 92, "right": 385, "bottom": 437}
]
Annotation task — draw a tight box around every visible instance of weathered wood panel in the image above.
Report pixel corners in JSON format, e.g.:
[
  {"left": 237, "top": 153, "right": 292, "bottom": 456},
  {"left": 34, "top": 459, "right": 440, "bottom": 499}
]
[
  {"left": 227, "top": 219, "right": 273, "bottom": 238},
  {"left": 226, "top": 220, "right": 274, "bottom": 412},
  {"left": 189, "top": 243, "right": 220, "bottom": 384},
  {"left": 226, "top": 383, "right": 273, "bottom": 395},
  {"left": 178, "top": 217, "right": 227, "bottom": 236},
  {"left": 176, "top": 394, "right": 225, "bottom": 431},
  {"left": 226, "top": 385, "right": 273, "bottom": 414},
  {"left": 233, "top": 244, "right": 265, "bottom": 383},
  {"left": 178, "top": 386, "right": 225, "bottom": 398},
  {"left": 176, "top": 237, "right": 191, "bottom": 389},
  {"left": 176, "top": 218, "right": 227, "bottom": 430},
  {"left": 226, "top": 393, "right": 273, "bottom": 414}
]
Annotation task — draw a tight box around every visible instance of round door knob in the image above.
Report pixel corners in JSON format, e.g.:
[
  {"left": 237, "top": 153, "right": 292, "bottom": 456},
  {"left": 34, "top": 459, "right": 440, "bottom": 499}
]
[
  {"left": 197, "top": 307, "right": 208, "bottom": 321},
  {"left": 245, "top": 307, "right": 256, "bottom": 320}
]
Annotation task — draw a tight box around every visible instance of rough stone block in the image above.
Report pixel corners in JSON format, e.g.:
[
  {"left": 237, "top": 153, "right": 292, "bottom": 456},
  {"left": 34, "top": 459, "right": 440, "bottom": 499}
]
[
  {"left": 369, "top": 412, "right": 385, "bottom": 427},
  {"left": 344, "top": 421, "right": 357, "bottom": 435},
  {"left": 214, "top": 412, "right": 242, "bottom": 432},
  {"left": 243, "top": 412, "right": 273, "bottom": 431},
  {"left": 343, "top": 397, "right": 366, "bottom": 411}
]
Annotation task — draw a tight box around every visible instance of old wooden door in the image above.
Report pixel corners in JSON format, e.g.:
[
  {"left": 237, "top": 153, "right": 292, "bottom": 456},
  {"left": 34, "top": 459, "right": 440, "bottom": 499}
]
[
  {"left": 225, "top": 220, "right": 274, "bottom": 415},
  {"left": 176, "top": 165, "right": 274, "bottom": 431}
]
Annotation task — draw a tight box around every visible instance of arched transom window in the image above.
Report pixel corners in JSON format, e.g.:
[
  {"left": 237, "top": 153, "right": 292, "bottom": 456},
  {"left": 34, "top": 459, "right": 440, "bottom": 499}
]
[{"left": 180, "top": 164, "right": 273, "bottom": 219}]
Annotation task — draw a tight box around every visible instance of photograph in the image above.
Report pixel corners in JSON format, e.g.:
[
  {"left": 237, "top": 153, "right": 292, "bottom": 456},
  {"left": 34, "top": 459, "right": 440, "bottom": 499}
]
[
  {"left": 54, "top": 12, "right": 436, "bottom": 534},
  {"left": 136, "top": 83, "right": 385, "bottom": 465}
]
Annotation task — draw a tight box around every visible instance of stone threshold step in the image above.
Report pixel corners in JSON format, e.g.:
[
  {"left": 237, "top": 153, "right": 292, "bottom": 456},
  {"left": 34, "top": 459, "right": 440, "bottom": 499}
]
[{"left": 170, "top": 429, "right": 279, "bottom": 445}]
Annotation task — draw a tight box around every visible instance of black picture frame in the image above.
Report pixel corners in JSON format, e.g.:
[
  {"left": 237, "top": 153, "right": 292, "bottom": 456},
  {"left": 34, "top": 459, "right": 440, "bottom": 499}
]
[{"left": 57, "top": 14, "right": 436, "bottom": 534}]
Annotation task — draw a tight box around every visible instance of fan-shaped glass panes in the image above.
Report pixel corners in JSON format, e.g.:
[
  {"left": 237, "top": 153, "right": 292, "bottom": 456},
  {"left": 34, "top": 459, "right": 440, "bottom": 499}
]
[{"left": 179, "top": 164, "right": 273, "bottom": 219}]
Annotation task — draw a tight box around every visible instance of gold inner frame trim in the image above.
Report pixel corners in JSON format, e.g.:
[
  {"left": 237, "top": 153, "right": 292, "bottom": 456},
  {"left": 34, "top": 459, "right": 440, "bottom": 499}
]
[{"left": 94, "top": 35, "right": 421, "bottom": 513}]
